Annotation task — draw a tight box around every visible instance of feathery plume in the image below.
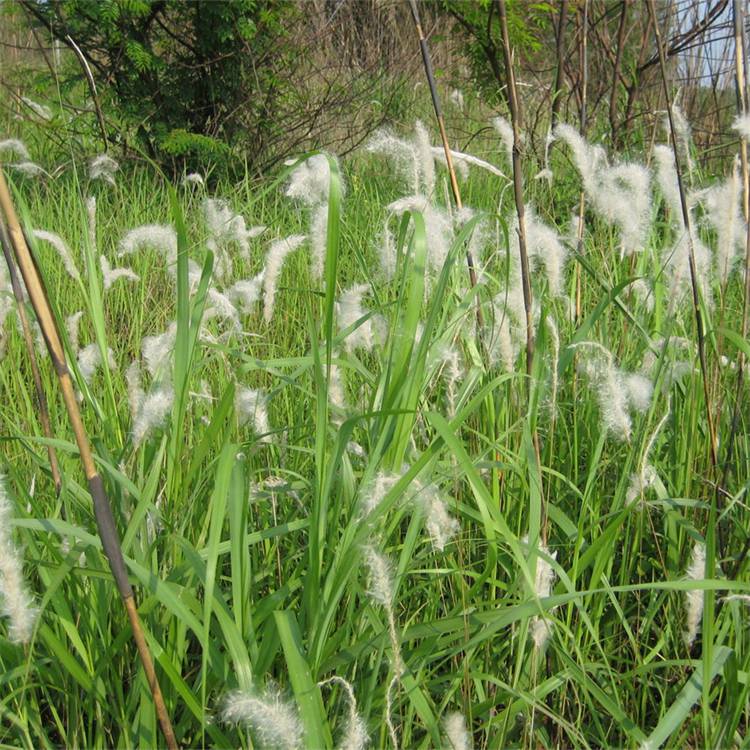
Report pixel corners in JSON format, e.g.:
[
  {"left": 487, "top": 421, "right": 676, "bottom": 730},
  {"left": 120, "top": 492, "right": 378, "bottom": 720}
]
[
  {"left": 319, "top": 676, "right": 369, "bottom": 750},
  {"left": 125, "top": 360, "right": 145, "bottom": 421},
  {"left": 555, "top": 125, "right": 650, "bottom": 256},
  {"left": 431, "top": 147, "right": 505, "bottom": 179},
  {"left": 668, "top": 101, "right": 695, "bottom": 175},
  {"left": 414, "top": 120, "right": 436, "bottom": 197},
  {"left": 89, "top": 154, "right": 119, "bottom": 185},
  {"left": 182, "top": 172, "right": 204, "bottom": 187},
  {"left": 684, "top": 541, "right": 706, "bottom": 648},
  {"left": 413, "top": 482, "right": 460, "bottom": 552},
  {"left": 227, "top": 272, "right": 265, "bottom": 314},
  {"left": 77, "top": 343, "right": 105, "bottom": 384},
  {"left": 337, "top": 284, "right": 382, "bottom": 353},
  {"left": 0, "top": 139, "right": 30, "bottom": 161},
  {"left": 263, "top": 235, "right": 306, "bottom": 323},
  {"left": 100, "top": 255, "right": 139, "bottom": 291},
  {"left": 573, "top": 341, "right": 632, "bottom": 441},
  {"left": 359, "top": 472, "right": 399, "bottom": 518},
  {"left": 443, "top": 712, "right": 472, "bottom": 750},
  {"left": 625, "top": 464, "right": 658, "bottom": 507},
  {"left": 132, "top": 385, "right": 174, "bottom": 447},
  {"left": 8, "top": 162, "right": 45, "bottom": 178},
  {"left": 205, "top": 287, "right": 240, "bottom": 330},
  {"left": 698, "top": 156, "right": 745, "bottom": 285},
  {"left": 732, "top": 114, "right": 750, "bottom": 141},
  {"left": 362, "top": 544, "right": 402, "bottom": 749},
  {"left": 235, "top": 387, "right": 270, "bottom": 442},
  {"left": 31, "top": 230, "right": 81, "bottom": 281},
  {"left": 119, "top": 224, "right": 178, "bottom": 270},
  {"left": 22, "top": 97, "right": 52, "bottom": 120},
  {"left": 222, "top": 686, "right": 303, "bottom": 750},
  {"left": 624, "top": 373, "right": 653, "bottom": 413},
  {"left": 0, "top": 475, "right": 38, "bottom": 644},
  {"left": 366, "top": 130, "right": 420, "bottom": 194},
  {"left": 142, "top": 323, "right": 177, "bottom": 381},
  {"left": 362, "top": 546, "right": 399, "bottom": 649},
  {"left": 66, "top": 311, "right": 84, "bottom": 351},
  {"left": 528, "top": 539, "right": 557, "bottom": 652},
  {"left": 491, "top": 116, "right": 515, "bottom": 166}
]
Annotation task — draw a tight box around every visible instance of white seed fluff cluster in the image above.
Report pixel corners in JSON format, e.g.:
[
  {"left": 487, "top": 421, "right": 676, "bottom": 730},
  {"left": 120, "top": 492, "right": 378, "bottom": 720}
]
[
  {"left": 221, "top": 686, "right": 303, "bottom": 750},
  {"left": 0, "top": 475, "right": 37, "bottom": 644},
  {"left": 528, "top": 539, "right": 557, "bottom": 652},
  {"left": 89, "top": 154, "right": 119, "bottom": 185},
  {"left": 443, "top": 712, "right": 472, "bottom": 750},
  {"left": 235, "top": 387, "right": 271, "bottom": 442},
  {"left": 684, "top": 541, "right": 706, "bottom": 648}
]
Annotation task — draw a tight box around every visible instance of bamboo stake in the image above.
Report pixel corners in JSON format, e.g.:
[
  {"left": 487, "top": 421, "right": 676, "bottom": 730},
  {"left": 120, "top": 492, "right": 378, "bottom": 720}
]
[
  {"left": 406, "top": 0, "right": 484, "bottom": 327},
  {"left": 647, "top": 0, "right": 718, "bottom": 471},
  {"left": 0, "top": 218, "right": 61, "bottom": 495},
  {"left": 0, "top": 169, "right": 177, "bottom": 750}
]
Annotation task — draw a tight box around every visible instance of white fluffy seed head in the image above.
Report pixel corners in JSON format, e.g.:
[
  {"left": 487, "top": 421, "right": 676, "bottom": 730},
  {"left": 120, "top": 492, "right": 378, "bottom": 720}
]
[
  {"left": 684, "top": 541, "right": 706, "bottom": 648},
  {"left": 285, "top": 153, "right": 336, "bottom": 206},
  {"left": 414, "top": 120, "right": 435, "bottom": 197},
  {"left": 491, "top": 116, "right": 515, "bottom": 166},
  {"left": 624, "top": 373, "right": 653, "bottom": 413},
  {"left": 235, "top": 387, "right": 271, "bottom": 442},
  {"left": 443, "top": 712, "right": 472, "bottom": 750},
  {"left": 77, "top": 343, "right": 103, "bottom": 384},
  {"left": 366, "top": 129, "right": 420, "bottom": 194},
  {"left": 360, "top": 472, "right": 399, "bottom": 518},
  {"left": 0, "top": 139, "right": 30, "bottom": 161},
  {"left": 221, "top": 687, "right": 303, "bottom": 750},
  {"left": 337, "top": 284, "right": 382, "bottom": 353},
  {"left": 182, "top": 172, "right": 205, "bottom": 187},
  {"left": 89, "top": 154, "right": 119, "bottom": 185},
  {"left": 227, "top": 272, "right": 265, "bottom": 313},
  {"left": 527, "top": 539, "right": 557, "bottom": 652},
  {"left": 125, "top": 360, "right": 144, "bottom": 421},
  {"left": 0, "top": 474, "right": 38, "bottom": 644},
  {"left": 263, "top": 235, "right": 306, "bottom": 323},
  {"left": 142, "top": 323, "right": 177, "bottom": 381},
  {"left": 362, "top": 545, "right": 395, "bottom": 609},
  {"left": 119, "top": 224, "right": 178, "bottom": 271},
  {"left": 8, "top": 161, "right": 45, "bottom": 177},
  {"left": 65, "top": 311, "right": 84, "bottom": 352},
  {"left": 100, "top": 255, "right": 139, "bottom": 291},
  {"left": 574, "top": 342, "right": 632, "bottom": 442},
  {"left": 31, "top": 230, "right": 81, "bottom": 281},
  {"left": 414, "top": 483, "right": 460, "bottom": 551},
  {"left": 132, "top": 385, "right": 174, "bottom": 447},
  {"left": 699, "top": 157, "right": 745, "bottom": 285},
  {"left": 625, "top": 464, "right": 658, "bottom": 507},
  {"left": 732, "top": 114, "right": 750, "bottom": 141}
]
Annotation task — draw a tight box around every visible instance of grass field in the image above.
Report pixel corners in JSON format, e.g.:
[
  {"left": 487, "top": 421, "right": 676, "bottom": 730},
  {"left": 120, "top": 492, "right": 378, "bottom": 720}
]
[{"left": 0, "top": 116, "right": 749, "bottom": 749}]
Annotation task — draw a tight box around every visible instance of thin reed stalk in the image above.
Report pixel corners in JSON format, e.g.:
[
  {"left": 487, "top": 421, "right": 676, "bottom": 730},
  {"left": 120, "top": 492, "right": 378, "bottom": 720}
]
[
  {"left": 0, "top": 217, "right": 61, "bottom": 495},
  {"left": 726, "top": 0, "right": 750, "bottom": 578},
  {"left": 496, "top": 0, "right": 534, "bottom": 375},
  {"left": 647, "top": 0, "right": 718, "bottom": 471},
  {"left": 551, "top": 0, "right": 569, "bottom": 129},
  {"left": 574, "top": 0, "right": 589, "bottom": 323},
  {"left": 406, "top": 0, "right": 484, "bottom": 328},
  {"left": 65, "top": 35, "right": 108, "bottom": 152},
  {"left": 0, "top": 169, "right": 176, "bottom": 750}
]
